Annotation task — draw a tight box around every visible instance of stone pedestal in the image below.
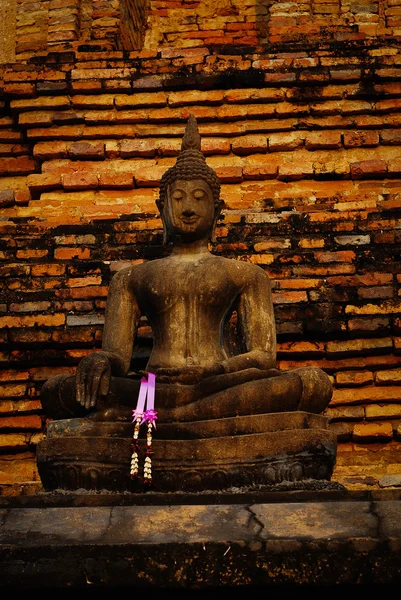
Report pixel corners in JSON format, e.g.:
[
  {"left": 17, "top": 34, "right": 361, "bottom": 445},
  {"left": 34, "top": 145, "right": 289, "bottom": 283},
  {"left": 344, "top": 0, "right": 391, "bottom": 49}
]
[
  {"left": 37, "top": 411, "right": 337, "bottom": 492},
  {"left": 1, "top": 490, "right": 401, "bottom": 588}
]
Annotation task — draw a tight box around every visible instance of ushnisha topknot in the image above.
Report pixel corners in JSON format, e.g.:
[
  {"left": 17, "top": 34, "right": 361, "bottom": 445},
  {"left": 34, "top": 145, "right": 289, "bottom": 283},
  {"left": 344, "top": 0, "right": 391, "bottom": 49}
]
[{"left": 157, "top": 114, "right": 221, "bottom": 211}]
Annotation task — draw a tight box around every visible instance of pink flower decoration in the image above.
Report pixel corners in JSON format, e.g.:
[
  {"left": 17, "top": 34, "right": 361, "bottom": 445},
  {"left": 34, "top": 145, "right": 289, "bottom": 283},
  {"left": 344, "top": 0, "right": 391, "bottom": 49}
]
[
  {"left": 132, "top": 409, "right": 143, "bottom": 423},
  {"left": 142, "top": 409, "right": 158, "bottom": 426}
]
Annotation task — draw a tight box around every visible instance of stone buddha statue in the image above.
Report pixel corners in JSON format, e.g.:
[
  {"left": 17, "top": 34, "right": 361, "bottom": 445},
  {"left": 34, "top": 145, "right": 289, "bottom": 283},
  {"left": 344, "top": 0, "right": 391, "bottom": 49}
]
[{"left": 37, "top": 115, "right": 337, "bottom": 493}]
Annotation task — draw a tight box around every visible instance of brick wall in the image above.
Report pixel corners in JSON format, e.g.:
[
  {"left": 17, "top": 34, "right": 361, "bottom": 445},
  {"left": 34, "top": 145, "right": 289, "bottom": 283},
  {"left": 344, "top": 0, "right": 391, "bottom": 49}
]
[
  {"left": 6, "top": 0, "right": 401, "bottom": 61},
  {"left": 1, "top": 3, "right": 401, "bottom": 493},
  {"left": 10, "top": 0, "right": 149, "bottom": 61},
  {"left": 143, "top": 0, "right": 401, "bottom": 50}
]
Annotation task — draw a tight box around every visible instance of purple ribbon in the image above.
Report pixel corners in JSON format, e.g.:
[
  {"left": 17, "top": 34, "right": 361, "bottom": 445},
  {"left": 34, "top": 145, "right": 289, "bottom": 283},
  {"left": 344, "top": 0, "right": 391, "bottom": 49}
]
[{"left": 132, "top": 373, "right": 157, "bottom": 427}]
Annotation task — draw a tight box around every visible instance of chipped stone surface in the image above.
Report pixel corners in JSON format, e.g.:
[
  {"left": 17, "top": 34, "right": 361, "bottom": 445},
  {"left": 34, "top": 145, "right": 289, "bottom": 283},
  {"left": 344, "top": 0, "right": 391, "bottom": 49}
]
[{"left": 1, "top": 497, "right": 401, "bottom": 586}]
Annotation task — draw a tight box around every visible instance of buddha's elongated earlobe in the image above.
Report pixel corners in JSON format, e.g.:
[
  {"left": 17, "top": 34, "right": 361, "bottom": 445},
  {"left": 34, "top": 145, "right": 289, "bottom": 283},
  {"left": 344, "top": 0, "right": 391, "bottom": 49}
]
[
  {"left": 156, "top": 199, "right": 170, "bottom": 245},
  {"left": 210, "top": 201, "right": 224, "bottom": 243}
]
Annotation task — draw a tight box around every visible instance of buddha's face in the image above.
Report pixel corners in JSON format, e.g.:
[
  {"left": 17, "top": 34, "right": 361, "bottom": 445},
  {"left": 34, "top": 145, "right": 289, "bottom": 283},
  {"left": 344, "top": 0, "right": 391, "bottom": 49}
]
[{"left": 165, "top": 179, "right": 215, "bottom": 241}]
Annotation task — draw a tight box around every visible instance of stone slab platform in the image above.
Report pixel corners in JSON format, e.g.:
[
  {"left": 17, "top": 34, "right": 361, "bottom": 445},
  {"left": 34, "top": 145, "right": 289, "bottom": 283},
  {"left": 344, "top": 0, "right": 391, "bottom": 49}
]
[{"left": 1, "top": 490, "right": 401, "bottom": 588}]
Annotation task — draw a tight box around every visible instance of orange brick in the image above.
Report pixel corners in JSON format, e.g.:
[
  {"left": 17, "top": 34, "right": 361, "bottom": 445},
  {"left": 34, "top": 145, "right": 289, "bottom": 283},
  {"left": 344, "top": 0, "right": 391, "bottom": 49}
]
[
  {"left": 243, "top": 162, "right": 278, "bottom": 180},
  {"left": 68, "top": 141, "right": 105, "bottom": 160},
  {"left": 351, "top": 160, "right": 387, "bottom": 179},
  {"left": 214, "top": 167, "right": 243, "bottom": 183},
  {"left": 120, "top": 139, "right": 155, "bottom": 158},
  {"left": 0, "top": 314, "right": 65, "bottom": 328},
  {"left": 232, "top": 135, "right": 267, "bottom": 155},
  {"left": 67, "top": 276, "right": 102, "bottom": 288},
  {"left": 15, "top": 250, "right": 48, "bottom": 259},
  {"left": 63, "top": 172, "right": 99, "bottom": 190},
  {"left": 315, "top": 250, "right": 355, "bottom": 263},
  {"left": 54, "top": 247, "right": 90, "bottom": 260},
  {"left": 332, "top": 386, "right": 401, "bottom": 405},
  {"left": 31, "top": 264, "right": 66, "bottom": 276},
  {"left": 99, "top": 172, "right": 133, "bottom": 188},
  {"left": 352, "top": 422, "right": 393, "bottom": 442},
  {"left": 343, "top": 131, "right": 379, "bottom": 148},
  {"left": 0, "top": 416, "right": 42, "bottom": 430},
  {"left": 33, "top": 141, "right": 69, "bottom": 160},
  {"left": 336, "top": 371, "right": 374, "bottom": 386},
  {"left": 27, "top": 173, "right": 62, "bottom": 194},
  {"left": 305, "top": 131, "right": 342, "bottom": 150},
  {"left": 268, "top": 132, "right": 304, "bottom": 152},
  {"left": 278, "top": 161, "right": 313, "bottom": 181},
  {"left": 272, "top": 291, "right": 308, "bottom": 304}
]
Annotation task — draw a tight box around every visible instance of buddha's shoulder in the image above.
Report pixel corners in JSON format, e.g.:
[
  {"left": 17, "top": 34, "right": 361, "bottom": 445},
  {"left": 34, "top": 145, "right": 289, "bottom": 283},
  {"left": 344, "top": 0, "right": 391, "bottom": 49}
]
[{"left": 214, "top": 255, "right": 271, "bottom": 284}]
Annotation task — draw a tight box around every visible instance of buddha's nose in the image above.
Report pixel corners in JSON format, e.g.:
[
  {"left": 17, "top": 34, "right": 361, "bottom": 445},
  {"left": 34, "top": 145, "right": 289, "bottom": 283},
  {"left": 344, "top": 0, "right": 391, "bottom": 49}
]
[{"left": 182, "top": 209, "right": 196, "bottom": 217}]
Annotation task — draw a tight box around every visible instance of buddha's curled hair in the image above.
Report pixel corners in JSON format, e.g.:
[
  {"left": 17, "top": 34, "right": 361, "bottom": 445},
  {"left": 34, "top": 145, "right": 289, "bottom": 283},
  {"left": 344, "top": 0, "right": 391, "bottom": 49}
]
[{"left": 158, "top": 114, "right": 221, "bottom": 211}]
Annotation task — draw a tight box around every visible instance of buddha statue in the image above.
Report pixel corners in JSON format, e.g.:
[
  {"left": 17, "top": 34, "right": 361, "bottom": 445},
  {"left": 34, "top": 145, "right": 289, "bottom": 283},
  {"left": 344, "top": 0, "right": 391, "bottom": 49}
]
[{"left": 37, "top": 115, "right": 337, "bottom": 493}]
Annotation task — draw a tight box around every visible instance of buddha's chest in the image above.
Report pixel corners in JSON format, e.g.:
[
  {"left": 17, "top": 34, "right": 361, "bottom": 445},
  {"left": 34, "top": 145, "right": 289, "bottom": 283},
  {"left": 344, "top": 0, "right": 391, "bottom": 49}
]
[{"left": 136, "top": 260, "right": 238, "bottom": 317}]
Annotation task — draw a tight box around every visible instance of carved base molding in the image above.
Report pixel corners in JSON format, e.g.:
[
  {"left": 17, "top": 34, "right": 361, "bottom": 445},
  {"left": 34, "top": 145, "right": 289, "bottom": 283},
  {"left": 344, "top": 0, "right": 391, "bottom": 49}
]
[{"left": 37, "top": 412, "right": 338, "bottom": 493}]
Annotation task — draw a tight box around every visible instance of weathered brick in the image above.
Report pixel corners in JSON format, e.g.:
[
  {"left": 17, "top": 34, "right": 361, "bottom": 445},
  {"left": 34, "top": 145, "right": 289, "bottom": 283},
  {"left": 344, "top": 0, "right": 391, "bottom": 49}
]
[
  {"left": 278, "top": 160, "right": 314, "bottom": 181},
  {"left": 0, "top": 314, "right": 65, "bottom": 328},
  {"left": 332, "top": 386, "right": 401, "bottom": 405},
  {"left": 315, "top": 250, "right": 355, "bottom": 263},
  {"left": 120, "top": 139, "right": 156, "bottom": 158},
  {"left": 358, "top": 286, "right": 394, "bottom": 300},
  {"left": 343, "top": 131, "right": 379, "bottom": 148},
  {"left": 352, "top": 422, "right": 393, "bottom": 442},
  {"left": 0, "top": 384, "right": 27, "bottom": 398},
  {"left": 67, "top": 276, "right": 102, "bottom": 287},
  {"left": 231, "top": 135, "right": 267, "bottom": 155},
  {"left": 54, "top": 247, "right": 90, "bottom": 260},
  {"left": 336, "top": 371, "right": 374, "bottom": 386},
  {"left": 348, "top": 317, "right": 390, "bottom": 332},
  {"left": 68, "top": 141, "right": 105, "bottom": 160},
  {"left": 327, "top": 337, "right": 393, "bottom": 356},
  {"left": 214, "top": 167, "right": 243, "bottom": 183},
  {"left": 345, "top": 300, "right": 401, "bottom": 315},
  {"left": 10, "top": 96, "right": 70, "bottom": 111},
  {"left": 333, "top": 235, "right": 370, "bottom": 246},
  {"left": 0, "top": 190, "right": 15, "bottom": 208},
  {"left": 31, "top": 264, "right": 66, "bottom": 276},
  {"left": 9, "top": 302, "right": 51, "bottom": 313},
  {"left": 0, "top": 157, "right": 36, "bottom": 176},
  {"left": 254, "top": 239, "right": 291, "bottom": 251},
  {"left": 327, "top": 273, "right": 393, "bottom": 287},
  {"left": 27, "top": 173, "right": 62, "bottom": 194},
  {"left": 268, "top": 132, "right": 304, "bottom": 152},
  {"left": 224, "top": 89, "right": 285, "bottom": 103},
  {"left": 0, "top": 416, "right": 42, "bottom": 430},
  {"left": 305, "top": 132, "right": 342, "bottom": 150},
  {"left": 272, "top": 291, "right": 308, "bottom": 304},
  {"left": 33, "top": 141, "right": 69, "bottom": 160},
  {"left": 376, "top": 369, "right": 401, "bottom": 384},
  {"left": 325, "top": 406, "right": 366, "bottom": 421},
  {"left": 350, "top": 160, "right": 387, "bottom": 179},
  {"left": 62, "top": 172, "right": 99, "bottom": 190},
  {"left": 134, "top": 166, "right": 167, "bottom": 187},
  {"left": 15, "top": 250, "right": 48, "bottom": 259},
  {"left": 99, "top": 172, "right": 133, "bottom": 188}
]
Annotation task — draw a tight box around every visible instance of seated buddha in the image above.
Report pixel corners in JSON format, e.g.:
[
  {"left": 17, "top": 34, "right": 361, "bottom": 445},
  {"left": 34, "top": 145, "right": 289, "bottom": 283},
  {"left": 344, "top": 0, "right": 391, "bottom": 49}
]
[{"left": 38, "top": 115, "right": 336, "bottom": 492}]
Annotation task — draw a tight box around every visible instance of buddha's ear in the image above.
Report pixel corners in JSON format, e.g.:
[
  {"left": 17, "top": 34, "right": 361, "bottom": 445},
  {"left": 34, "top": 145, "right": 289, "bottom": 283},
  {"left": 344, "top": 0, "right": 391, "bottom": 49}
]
[
  {"left": 156, "top": 200, "right": 169, "bottom": 245},
  {"left": 210, "top": 200, "right": 224, "bottom": 243}
]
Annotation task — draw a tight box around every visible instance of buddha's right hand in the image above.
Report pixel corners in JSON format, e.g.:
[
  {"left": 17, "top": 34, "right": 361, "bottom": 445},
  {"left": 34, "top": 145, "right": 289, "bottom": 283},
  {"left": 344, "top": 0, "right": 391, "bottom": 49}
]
[{"left": 76, "top": 352, "right": 111, "bottom": 410}]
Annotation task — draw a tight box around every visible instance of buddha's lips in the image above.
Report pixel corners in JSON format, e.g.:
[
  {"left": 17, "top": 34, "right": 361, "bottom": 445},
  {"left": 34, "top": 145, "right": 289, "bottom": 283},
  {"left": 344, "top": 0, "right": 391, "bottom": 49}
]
[{"left": 181, "top": 216, "right": 199, "bottom": 224}]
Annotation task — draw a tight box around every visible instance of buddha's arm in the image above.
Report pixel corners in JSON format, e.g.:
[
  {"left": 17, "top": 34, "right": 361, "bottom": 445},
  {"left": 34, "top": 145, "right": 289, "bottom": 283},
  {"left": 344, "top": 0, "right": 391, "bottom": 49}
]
[
  {"left": 76, "top": 267, "right": 141, "bottom": 408},
  {"left": 101, "top": 267, "right": 140, "bottom": 375},
  {"left": 222, "top": 267, "right": 276, "bottom": 373}
]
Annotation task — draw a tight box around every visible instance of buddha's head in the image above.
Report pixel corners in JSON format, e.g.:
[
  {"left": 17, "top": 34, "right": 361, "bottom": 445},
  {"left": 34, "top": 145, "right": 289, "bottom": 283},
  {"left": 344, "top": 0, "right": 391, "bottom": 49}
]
[{"left": 157, "top": 114, "right": 223, "bottom": 243}]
